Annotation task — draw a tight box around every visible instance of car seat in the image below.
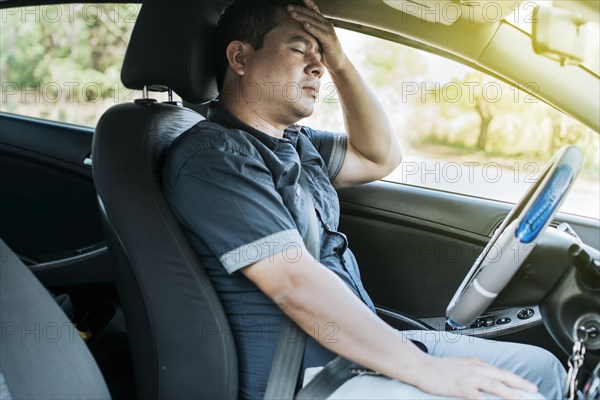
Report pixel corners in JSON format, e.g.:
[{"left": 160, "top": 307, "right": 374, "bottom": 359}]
[
  {"left": 92, "top": 1, "right": 237, "bottom": 398},
  {"left": 0, "top": 238, "right": 111, "bottom": 399}
]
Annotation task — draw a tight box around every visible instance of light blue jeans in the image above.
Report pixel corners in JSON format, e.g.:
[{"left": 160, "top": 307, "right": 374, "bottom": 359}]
[{"left": 305, "top": 330, "right": 566, "bottom": 399}]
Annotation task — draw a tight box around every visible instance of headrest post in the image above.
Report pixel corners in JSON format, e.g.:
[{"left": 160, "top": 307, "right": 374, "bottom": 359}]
[
  {"left": 168, "top": 88, "right": 173, "bottom": 103},
  {"left": 134, "top": 85, "right": 157, "bottom": 105}
]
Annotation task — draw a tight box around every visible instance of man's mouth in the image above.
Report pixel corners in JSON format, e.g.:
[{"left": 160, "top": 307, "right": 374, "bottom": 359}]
[{"left": 302, "top": 86, "right": 319, "bottom": 99}]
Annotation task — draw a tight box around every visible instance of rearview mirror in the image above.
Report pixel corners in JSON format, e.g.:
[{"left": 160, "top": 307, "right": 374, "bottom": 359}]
[{"left": 532, "top": 5, "right": 590, "bottom": 65}]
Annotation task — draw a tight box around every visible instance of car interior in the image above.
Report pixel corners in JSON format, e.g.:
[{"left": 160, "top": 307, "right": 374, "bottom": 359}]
[{"left": 0, "top": 0, "right": 599, "bottom": 399}]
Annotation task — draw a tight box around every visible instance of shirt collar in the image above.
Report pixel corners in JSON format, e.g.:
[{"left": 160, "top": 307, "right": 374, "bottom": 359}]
[{"left": 207, "top": 100, "right": 302, "bottom": 150}]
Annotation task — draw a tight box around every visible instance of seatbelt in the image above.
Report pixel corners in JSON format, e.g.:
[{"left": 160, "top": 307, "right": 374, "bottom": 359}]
[
  {"left": 264, "top": 317, "right": 307, "bottom": 399},
  {"left": 298, "top": 173, "right": 320, "bottom": 259},
  {"left": 264, "top": 172, "right": 320, "bottom": 400},
  {"left": 265, "top": 171, "right": 361, "bottom": 399},
  {"left": 295, "top": 357, "right": 358, "bottom": 399}
]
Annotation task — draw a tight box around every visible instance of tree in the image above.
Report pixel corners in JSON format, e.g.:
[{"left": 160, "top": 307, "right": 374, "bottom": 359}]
[
  {"left": 1, "top": 4, "right": 139, "bottom": 125},
  {"left": 474, "top": 92, "right": 492, "bottom": 150}
]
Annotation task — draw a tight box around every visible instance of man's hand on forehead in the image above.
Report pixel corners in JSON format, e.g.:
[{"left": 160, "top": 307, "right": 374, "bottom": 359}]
[{"left": 287, "top": 0, "right": 349, "bottom": 74}]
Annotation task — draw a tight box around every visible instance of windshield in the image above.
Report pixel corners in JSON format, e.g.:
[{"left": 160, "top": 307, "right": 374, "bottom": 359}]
[{"left": 301, "top": 28, "right": 599, "bottom": 219}]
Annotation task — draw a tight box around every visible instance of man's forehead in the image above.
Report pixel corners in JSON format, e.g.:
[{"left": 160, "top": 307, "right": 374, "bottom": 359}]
[
  {"left": 271, "top": 10, "right": 321, "bottom": 46},
  {"left": 268, "top": 20, "right": 322, "bottom": 53}
]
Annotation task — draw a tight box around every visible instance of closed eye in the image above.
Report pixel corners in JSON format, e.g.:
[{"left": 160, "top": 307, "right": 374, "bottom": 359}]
[{"left": 292, "top": 48, "right": 305, "bottom": 55}]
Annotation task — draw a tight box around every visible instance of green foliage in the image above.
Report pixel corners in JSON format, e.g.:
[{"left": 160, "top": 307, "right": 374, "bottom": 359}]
[
  {"left": 354, "top": 37, "right": 599, "bottom": 172},
  {"left": 360, "top": 42, "right": 428, "bottom": 88},
  {"left": 1, "top": 4, "right": 138, "bottom": 125},
  {"left": 1, "top": 8, "right": 598, "bottom": 172}
]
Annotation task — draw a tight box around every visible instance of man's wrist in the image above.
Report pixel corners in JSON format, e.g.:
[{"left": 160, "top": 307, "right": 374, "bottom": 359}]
[
  {"left": 327, "top": 55, "right": 354, "bottom": 77},
  {"left": 396, "top": 351, "right": 434, "bottom": 389}
]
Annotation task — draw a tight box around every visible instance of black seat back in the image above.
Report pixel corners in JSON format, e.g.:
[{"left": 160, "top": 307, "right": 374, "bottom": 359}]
[
  {"left": 92, "top": 1, "right": 237, "bottom": 398},
  {"left": 0, "top": 239, "right": 111, "bottom": 399}
]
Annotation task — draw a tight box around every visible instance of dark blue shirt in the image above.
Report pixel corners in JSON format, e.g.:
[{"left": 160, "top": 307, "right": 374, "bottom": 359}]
[{"left": 163, "top": 102, "right": 375, "bottom": 399}]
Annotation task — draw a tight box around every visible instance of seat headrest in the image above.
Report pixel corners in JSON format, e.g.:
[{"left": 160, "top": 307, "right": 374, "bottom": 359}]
[{"left": 121, "top": 0, "right": 228, "bottom": 104}]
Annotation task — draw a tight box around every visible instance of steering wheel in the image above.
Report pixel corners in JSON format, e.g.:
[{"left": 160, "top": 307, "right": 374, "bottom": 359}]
[{"left": 446, "top": 146, "right": 583, "bottom": 329}]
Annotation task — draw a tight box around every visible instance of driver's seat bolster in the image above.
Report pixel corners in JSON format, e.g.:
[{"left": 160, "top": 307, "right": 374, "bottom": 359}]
[{"left": 93, "top": 102, "right": 238, "bottom": 399}]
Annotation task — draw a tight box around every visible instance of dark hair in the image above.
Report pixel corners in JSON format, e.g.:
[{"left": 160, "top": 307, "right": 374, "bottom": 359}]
[{"left": 214, "top": 0, "right": 305, "bottom": 92}]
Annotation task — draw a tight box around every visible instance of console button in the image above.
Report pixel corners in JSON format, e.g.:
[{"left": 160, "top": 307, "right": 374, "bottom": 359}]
[
  {"left": 517, "top": 308, "right": 535, "bottom": 320},
  {"left": 496, "top": 317, "right": 511, "bottom": 325},
  {"left": 470, "top": 321, "right": 486, "bottom": 329},
  {"left": 469, "top": 315, "right": 495, "bottom": 329}
]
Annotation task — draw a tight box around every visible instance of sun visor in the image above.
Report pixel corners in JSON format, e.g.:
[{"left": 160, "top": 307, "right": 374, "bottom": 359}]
[{"left": 383, "top": 0, "right": 519, "bottom": 25}]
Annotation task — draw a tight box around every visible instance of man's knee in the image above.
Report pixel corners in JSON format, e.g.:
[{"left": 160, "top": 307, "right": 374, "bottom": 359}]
[
  {"left": 529, "top": 346, "right": 564, "bottom": 375},
  {"left": 517, "top": 345, "right": 565, "bottom": 398}
]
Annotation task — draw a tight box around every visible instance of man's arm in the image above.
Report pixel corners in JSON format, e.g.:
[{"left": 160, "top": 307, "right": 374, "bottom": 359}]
[
  {"left": 288, "top": 0, "right": 402, "bottom": 188},
  {"left": 242, "top": 250, "right": 539, "bottom": 399},
  {"left": 330, "top": 64, "right": 402, "bottom": 188}
]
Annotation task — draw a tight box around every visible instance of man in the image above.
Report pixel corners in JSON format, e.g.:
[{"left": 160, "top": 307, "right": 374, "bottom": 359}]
[{"left": 162, "top": 0, "right": 566, "bottom": 398}]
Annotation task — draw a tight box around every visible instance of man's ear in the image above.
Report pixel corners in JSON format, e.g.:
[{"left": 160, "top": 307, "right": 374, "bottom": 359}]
[{"left": 226, "top": 41, "right": 250, "bottom": 77}]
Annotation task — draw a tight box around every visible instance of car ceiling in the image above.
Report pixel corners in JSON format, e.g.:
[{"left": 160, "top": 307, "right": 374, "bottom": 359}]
[{"left": 1, "top": 0, "right": 598, "bottom": 132}]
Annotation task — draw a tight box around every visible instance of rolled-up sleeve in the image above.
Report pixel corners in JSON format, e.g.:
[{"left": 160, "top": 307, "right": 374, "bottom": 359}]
[
  {"left": 303, "top": 127, "right": 348, "bottom": 181},
  {"left": 164, "top": 142, "right": 303, "bottom": 275}
]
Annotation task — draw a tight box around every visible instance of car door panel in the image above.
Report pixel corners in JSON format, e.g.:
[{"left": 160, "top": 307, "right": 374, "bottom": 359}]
[
  {"left": 338, "top": 180, "right": 599, "bottom": 321},
  {"left": 0, "top": 113, "right": 110, "bottom": 286}
]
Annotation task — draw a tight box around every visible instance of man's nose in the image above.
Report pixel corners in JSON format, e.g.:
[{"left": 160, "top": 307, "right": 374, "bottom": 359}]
[{"left": 307, "top": 55, "right": 324, "bottom": 78}]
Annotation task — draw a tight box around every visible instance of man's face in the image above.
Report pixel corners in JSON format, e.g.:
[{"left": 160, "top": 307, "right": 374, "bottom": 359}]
[{"left": 239, "top": 12, "right": 324, "bottom": 127}]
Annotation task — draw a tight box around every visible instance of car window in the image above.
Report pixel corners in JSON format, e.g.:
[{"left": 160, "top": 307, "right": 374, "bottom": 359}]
[
  {"left": 301, "top": 28, "right": 599, "bottom": 220},
  {"left": 0, "top": 4, "right": 143, "bottom": 127}
]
